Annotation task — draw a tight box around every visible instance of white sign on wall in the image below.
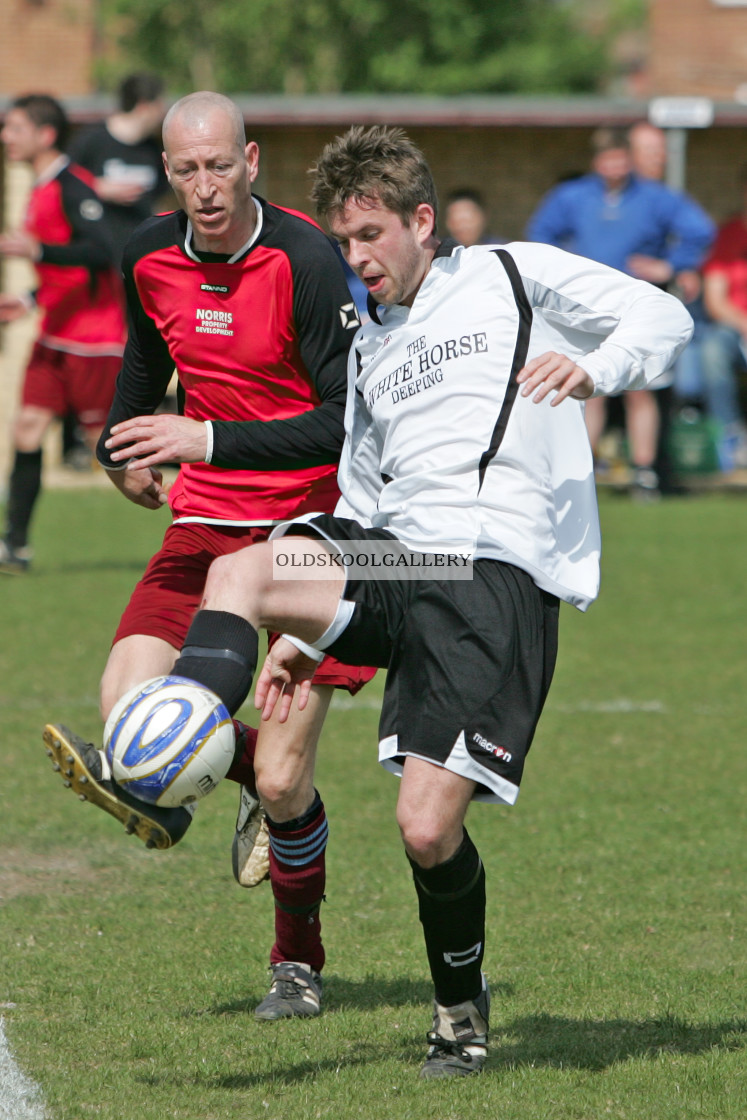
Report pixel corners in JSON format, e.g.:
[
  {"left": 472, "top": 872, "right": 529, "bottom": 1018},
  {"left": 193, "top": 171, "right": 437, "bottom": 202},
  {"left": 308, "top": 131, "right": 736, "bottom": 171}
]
[{"left": 648, "top": 97, "right": 715, "bottom": 129}]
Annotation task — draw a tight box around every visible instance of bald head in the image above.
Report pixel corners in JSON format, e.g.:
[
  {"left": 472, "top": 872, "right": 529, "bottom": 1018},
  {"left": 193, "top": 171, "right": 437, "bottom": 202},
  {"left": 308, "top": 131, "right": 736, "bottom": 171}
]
[
  {"left": 163, "top": 91, "right": 246, "bottom": 155},
  {"left": 160, "top": 91, "right": 259, "bottom": 254},
  {"left": 629, "top": 121, "right": 667, "bottom": 182}
]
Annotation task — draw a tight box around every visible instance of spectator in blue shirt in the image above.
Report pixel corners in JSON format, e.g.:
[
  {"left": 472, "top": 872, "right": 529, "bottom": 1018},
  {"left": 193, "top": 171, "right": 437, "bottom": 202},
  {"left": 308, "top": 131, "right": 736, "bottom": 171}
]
[{"left": 528, "top": 127, "right": 715, "bottom": 498}]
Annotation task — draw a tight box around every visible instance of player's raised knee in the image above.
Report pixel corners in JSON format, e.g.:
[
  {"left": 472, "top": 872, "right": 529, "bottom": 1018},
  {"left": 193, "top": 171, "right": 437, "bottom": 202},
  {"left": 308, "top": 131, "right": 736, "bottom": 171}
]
[
  {"left": 205, "top": 543, "right": 275, "bottom": 604},
  {"left": 256, "top": 770, "right": 313, "bottom": 818}
]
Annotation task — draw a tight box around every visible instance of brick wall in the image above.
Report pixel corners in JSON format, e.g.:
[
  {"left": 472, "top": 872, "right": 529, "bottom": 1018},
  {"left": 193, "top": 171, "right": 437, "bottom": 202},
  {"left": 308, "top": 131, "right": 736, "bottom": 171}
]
[
  {"left": 649, "top": 0, "right": 747, "bottom": 99},
  {"left": 250, "top": 123, "right": 747, "bottom": 240},
  {"left": 0, "top": 0, "right": 95, "bottom": 97},
  {"left": 249, "top": 125, "right": 592, "bottom": 243}
]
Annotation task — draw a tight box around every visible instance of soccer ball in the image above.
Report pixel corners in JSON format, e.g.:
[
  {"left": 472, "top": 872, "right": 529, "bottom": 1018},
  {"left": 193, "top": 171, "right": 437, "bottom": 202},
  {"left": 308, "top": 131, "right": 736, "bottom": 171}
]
[{"left": 103, "top": 675, "right": 235, "bottom": 807}]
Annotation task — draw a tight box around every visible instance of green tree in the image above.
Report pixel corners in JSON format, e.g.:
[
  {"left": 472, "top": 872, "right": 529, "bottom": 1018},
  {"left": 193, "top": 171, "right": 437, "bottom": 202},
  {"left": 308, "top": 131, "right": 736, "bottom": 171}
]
[{"left": 96, "top": 0, "right": 634, "bottom": 96}]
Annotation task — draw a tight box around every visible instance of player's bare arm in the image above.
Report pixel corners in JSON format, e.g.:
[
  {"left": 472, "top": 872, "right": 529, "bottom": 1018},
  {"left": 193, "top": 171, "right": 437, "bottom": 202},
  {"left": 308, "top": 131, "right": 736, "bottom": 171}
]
[
  {"left": 106, "top": 462, "right": 169, "bottom": 509},
  {"left": 517, "top": 350, "right": 594, "bottom": 406},
  {"left": 0, "top": 229, "right": 41, "bottom": 260},
  {"left": 626, "top": 253, "right": 674, "bottom": 285},
  {"left": 255, "top": 638, "right": 320, "bottom": 724},
  {"left": 106, "top": 414, "right": 208, "bottom": 467},
  {"left": 672, "top": 269, "right": 701, "bottom": 304}
]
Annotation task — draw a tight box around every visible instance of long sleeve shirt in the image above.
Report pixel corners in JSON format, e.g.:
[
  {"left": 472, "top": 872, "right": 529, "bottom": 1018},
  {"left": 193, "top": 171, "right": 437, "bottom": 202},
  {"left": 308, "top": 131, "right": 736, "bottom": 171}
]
[
  {"left": 334, "top": 241, "right": 693, "bottom": 610},
  {"left": 97, "top": 198, "right": 361, "bottom": 524}
]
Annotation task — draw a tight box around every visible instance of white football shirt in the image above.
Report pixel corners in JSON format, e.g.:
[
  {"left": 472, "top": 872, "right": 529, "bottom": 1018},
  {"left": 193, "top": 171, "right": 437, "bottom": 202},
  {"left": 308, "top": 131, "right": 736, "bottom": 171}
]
[{"left": 334, "top": 241, "right": 693, "bottom": 610}]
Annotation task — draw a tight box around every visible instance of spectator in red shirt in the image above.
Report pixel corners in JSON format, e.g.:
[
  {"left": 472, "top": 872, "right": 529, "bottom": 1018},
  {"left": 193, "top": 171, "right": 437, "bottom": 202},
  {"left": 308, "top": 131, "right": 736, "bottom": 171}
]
[{"left": 700, "top": 167, "right": 747, "bottom": 471}]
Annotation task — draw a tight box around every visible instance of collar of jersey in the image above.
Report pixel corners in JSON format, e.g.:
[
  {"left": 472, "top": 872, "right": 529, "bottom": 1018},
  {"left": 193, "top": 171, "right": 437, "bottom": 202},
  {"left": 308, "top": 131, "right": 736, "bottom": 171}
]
[
  {"left": 35, "top": 154, "right": 69, "bottom": 186},
  {"left": 184, "top": 196, "right": 263, "bottom": 263}
]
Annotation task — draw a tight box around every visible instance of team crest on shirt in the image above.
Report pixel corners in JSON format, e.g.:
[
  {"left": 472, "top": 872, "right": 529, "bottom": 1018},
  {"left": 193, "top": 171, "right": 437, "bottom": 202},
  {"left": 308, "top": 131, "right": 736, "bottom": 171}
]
[
  {"left": 339, "top": 302, "right": 361, "bottom": 330},
  {"left": 195, "top": 307, "right": 234, "bottom": 336},
  {"left": 79, "top": 199, "right": 103, "bottom": 221}
]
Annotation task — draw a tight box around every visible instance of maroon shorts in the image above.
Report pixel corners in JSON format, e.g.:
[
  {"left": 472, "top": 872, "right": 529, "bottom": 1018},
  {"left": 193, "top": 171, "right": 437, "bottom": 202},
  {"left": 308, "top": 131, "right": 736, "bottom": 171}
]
[
  {"left": 22, "top": 342, "right": 120, "bottom": 428},
  {"left": 114, "top": 521, "right": 376, "bottom": 695}
]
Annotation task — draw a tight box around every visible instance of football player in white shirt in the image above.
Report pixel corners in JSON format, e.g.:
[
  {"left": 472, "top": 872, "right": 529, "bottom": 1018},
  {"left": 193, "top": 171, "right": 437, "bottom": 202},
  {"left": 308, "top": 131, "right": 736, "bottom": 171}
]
[{"left": 110, "top": 125, "right": 693, "bottom": 1080}]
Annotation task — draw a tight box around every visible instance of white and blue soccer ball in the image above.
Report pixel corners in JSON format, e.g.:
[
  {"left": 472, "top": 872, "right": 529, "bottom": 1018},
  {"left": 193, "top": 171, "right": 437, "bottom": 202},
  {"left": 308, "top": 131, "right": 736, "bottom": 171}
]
[{"left": 103, "top": 675, "right": 235, "bottom": 807}]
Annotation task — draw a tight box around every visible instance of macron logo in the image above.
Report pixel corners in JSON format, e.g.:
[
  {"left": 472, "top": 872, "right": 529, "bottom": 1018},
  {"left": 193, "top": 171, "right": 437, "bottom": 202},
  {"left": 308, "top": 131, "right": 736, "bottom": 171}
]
[{"left": 472, "top": 732, "right": 512, "bottom": 763}]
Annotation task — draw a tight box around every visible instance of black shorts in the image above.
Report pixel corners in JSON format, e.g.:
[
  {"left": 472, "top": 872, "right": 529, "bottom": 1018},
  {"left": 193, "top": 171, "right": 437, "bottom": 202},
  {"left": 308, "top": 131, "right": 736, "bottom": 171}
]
[{"left": 287, "top": 514, "right": 559, "bottom": 804}]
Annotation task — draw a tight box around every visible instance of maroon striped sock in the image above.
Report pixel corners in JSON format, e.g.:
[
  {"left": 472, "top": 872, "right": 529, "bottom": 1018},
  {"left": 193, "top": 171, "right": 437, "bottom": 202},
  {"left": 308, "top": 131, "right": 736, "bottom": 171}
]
[
  {"left": 226, "top": 719, "right": 258, "bottom": 789},
  {"left": 267, "top": 794, "right": 327, "bottom": 973}
]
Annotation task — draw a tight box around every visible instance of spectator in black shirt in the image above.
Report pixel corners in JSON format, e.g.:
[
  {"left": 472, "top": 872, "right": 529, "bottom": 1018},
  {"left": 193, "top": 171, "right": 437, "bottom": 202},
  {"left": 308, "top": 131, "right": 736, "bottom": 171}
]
[{"left": 69, "top": 73, "right": 170, "bottom": 266}]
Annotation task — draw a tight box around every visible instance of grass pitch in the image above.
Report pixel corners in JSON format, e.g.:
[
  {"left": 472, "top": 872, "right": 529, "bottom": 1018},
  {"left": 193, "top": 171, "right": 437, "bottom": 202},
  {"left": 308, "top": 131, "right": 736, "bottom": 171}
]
[{"left": 0, "top": 485, "right": 745, "bottom": 1119}]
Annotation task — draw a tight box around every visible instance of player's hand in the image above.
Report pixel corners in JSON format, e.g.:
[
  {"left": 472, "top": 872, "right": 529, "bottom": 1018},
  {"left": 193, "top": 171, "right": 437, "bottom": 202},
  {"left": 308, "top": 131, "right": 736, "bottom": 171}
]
[
  {"left": 106, "top": 414, "right": 208, "bottom": 467},
  {"left": 255, "top": 638, "right": 319, "bottom": 724},
  {"left": 673, "top": 269, "right": 702, "bottom": 304},
  {"left": 0, "top": 294, "right": 30, "bottom": 323},
  {"left": 0, "top": 230, "right": 41, "bottom": 260},
  {"left": 627, "top": 254, "right": 674, "bottom": 285},
  {"left": 105, "top": 464, "right": 169, "bottom": 509},
  {"left": 517, "top": 351, "right": 594, "bottom": 406}
]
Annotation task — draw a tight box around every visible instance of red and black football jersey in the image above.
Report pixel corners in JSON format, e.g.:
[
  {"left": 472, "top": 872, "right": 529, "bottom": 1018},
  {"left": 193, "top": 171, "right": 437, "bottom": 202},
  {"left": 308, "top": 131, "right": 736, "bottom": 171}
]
[
  {"left": 98, "top": 199, "right": 361, "bottom": 523},
  {"left": 25, "top": 157, "right": 126, "bottom": 355}
]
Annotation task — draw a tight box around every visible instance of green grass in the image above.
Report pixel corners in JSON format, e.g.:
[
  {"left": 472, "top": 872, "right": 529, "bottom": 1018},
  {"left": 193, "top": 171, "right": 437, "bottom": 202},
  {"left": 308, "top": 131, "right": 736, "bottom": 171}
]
[{"left": 1, "top": 486, "right": 745, "bottom": 1119}]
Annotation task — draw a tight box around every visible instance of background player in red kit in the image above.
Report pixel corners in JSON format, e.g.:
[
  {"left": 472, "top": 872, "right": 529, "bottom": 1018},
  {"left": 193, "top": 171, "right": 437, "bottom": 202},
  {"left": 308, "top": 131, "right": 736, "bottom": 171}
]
[
  {"left": 43, "top": 92, "right": 373, "bottom": 1020},
  {"left": 0, "top": 94, "right": 126, "bottom": 573}
]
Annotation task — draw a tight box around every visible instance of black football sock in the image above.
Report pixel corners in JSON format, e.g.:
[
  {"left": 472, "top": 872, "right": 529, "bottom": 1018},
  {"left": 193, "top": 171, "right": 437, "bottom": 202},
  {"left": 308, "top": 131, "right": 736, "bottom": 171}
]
[
  {"left": 6, "top": 449, "right": 43, "bottom": 549},
  {"left": 173, "top": 609, "right": 258, "bottom": 715},
  {"left": 408, "top": 828, "right": 486, "bottom": 1008}
]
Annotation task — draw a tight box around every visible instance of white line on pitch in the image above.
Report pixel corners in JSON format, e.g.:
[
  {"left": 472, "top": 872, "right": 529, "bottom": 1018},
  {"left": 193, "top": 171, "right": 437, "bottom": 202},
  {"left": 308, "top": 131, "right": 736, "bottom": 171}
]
[
  {"left": 550, "top": 699, "right": 666, "bottom": 713},
  {"left": 0, "top": 1018, "right": 47, "bottom": 1120},
  {"left": 331, "top": 695, "right": 666, "bottom": 714}
]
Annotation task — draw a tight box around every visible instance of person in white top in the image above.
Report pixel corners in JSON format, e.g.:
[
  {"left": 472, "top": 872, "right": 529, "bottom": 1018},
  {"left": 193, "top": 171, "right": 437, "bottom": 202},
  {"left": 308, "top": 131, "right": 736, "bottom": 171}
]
[{"left": 126, "top": 125, "right": 693, "bottom": 1080}]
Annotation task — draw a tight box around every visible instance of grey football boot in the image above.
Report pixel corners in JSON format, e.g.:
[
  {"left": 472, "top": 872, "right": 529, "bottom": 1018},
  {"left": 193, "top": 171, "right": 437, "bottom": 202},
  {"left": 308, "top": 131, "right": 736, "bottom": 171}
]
[
  {"left": 254, "top": 962, "right": 323, "bottom": 1020},
  {"left": 420, "top": 973, "right": 490, "bottom": 1079}
]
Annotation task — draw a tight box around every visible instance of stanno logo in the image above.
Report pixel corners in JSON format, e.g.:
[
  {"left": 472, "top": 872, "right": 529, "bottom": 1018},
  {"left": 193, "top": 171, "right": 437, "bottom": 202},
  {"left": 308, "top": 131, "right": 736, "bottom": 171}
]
[
  {"left": 200, "top": 283, "right": 229, "bottom": 293},
  {"left": 195, "top": 307, "right": 234, "bottom": 336},
  {"left": 472, "top": 732, "right": 512, "bottom": 763}
]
